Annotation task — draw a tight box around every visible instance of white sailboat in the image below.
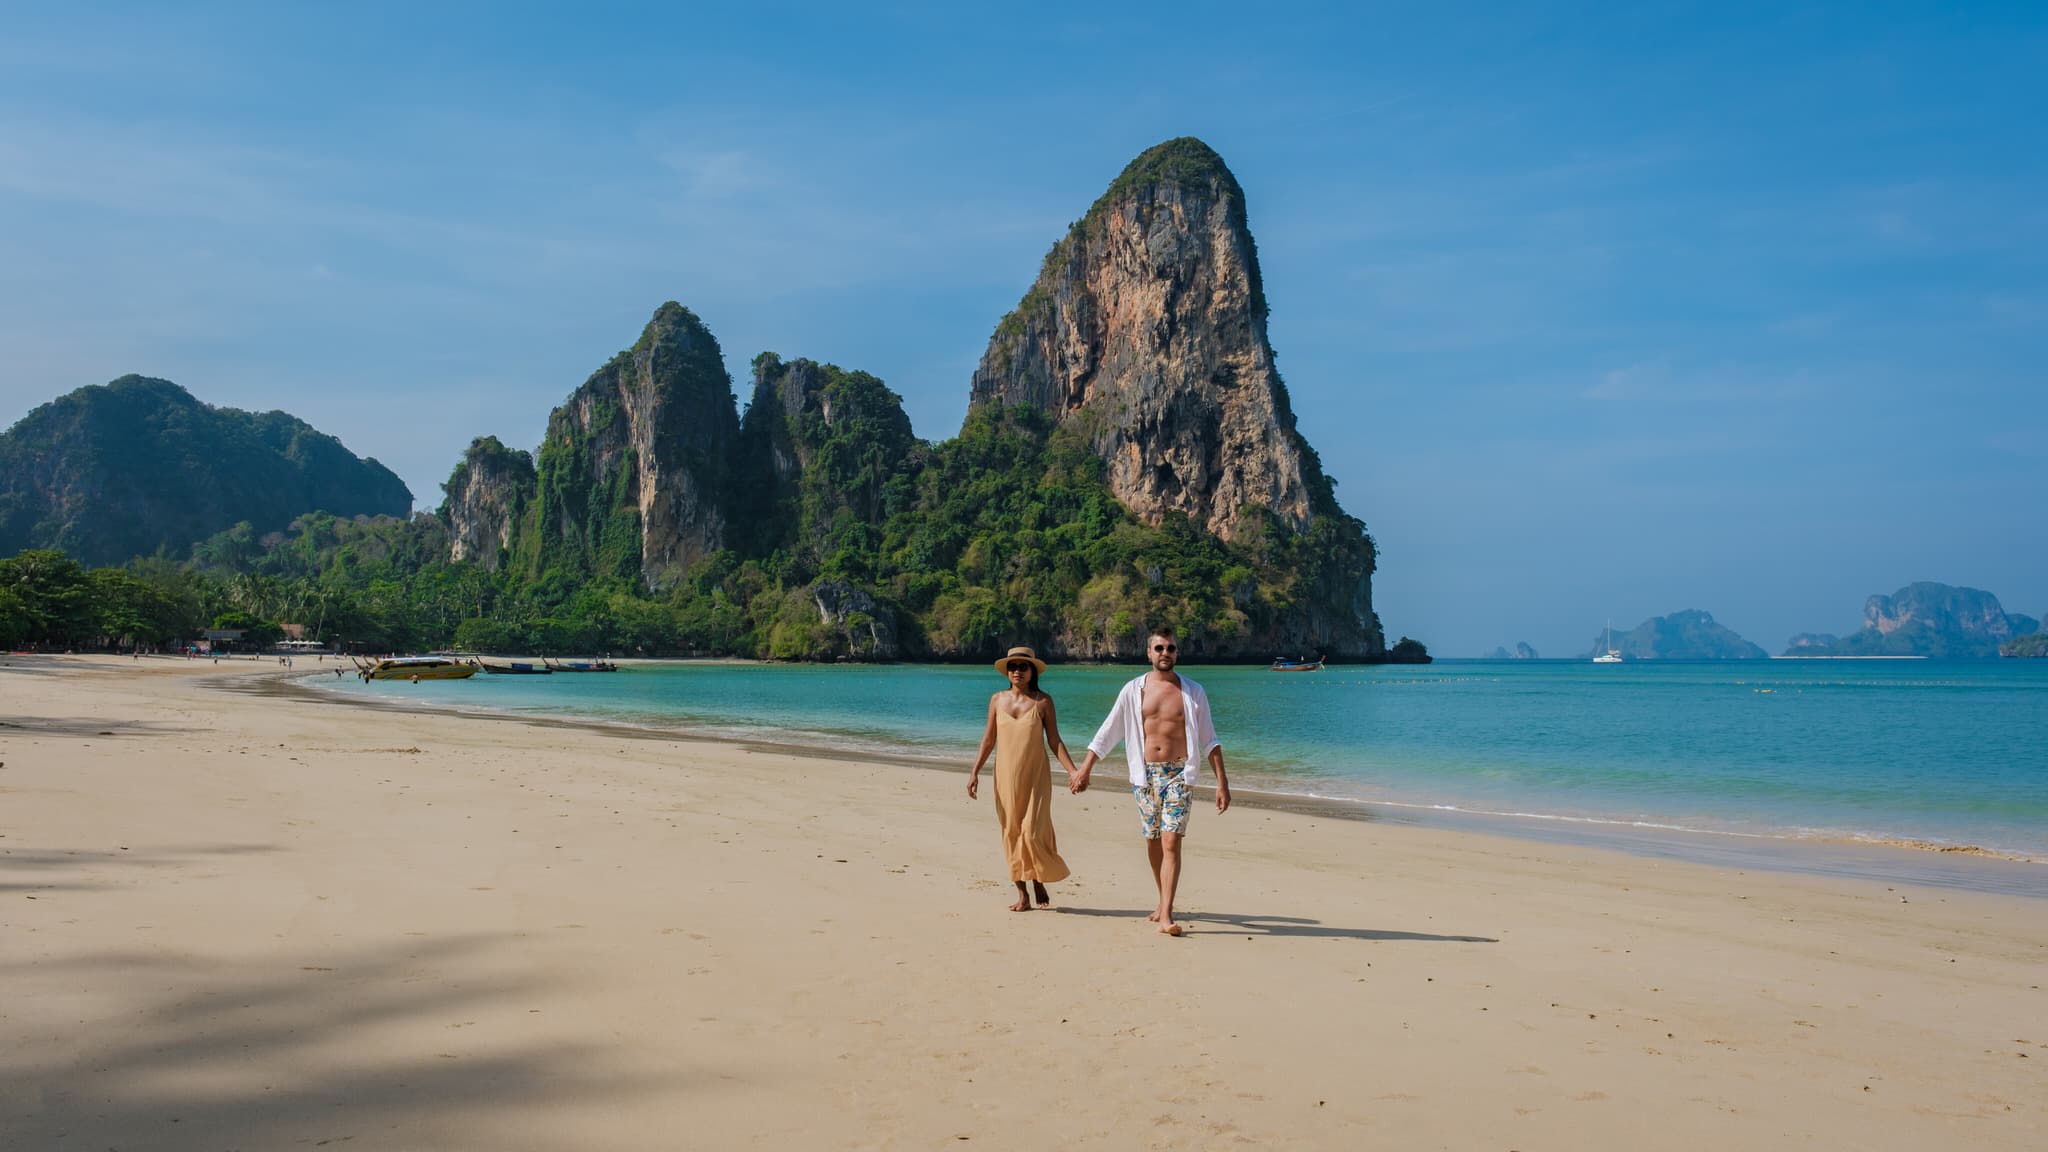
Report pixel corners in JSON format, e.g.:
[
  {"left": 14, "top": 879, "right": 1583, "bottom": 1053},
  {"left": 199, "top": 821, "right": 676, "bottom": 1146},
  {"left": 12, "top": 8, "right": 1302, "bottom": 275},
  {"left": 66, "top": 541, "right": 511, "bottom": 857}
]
[{"left": 1593, "top": 621, "right": 1623, "bottom": 663}]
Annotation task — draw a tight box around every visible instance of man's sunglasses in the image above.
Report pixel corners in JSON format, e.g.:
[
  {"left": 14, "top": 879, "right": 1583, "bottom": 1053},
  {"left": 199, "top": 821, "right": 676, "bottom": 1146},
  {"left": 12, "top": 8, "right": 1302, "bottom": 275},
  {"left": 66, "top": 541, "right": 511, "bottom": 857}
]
[{"left": 1151, "top": 643, "right": 1177, "bottom": 653}]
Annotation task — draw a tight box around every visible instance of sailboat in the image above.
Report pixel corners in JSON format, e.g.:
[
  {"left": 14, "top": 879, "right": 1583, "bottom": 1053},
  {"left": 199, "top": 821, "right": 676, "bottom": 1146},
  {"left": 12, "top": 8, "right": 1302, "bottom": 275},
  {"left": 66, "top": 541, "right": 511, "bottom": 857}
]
[{"left": 1593, "top": 621, "right": 1624, "bottom": 663}]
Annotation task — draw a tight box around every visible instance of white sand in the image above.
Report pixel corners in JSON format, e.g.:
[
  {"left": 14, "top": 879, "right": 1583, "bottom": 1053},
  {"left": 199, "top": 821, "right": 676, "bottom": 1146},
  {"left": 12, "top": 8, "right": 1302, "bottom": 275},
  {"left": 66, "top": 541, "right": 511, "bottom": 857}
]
[{"left": 2, "top": 655, "right": 2042, "bottom": 1149}]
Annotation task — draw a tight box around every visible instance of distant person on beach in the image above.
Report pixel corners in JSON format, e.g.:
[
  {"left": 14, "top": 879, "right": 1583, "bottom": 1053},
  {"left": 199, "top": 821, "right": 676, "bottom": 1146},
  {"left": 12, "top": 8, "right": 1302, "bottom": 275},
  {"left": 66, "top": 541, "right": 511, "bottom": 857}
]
[
  {"left": 1072, "top": 625, "right": 1230, "bottom": 937},
  {"left": 967, "top": 646, "right": 1077, "bottom": 911}
]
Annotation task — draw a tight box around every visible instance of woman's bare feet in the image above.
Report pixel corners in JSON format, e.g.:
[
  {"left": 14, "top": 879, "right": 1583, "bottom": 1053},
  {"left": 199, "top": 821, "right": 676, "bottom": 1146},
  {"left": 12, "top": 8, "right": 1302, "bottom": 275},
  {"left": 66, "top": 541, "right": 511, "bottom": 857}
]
[
  {"left": 1009, "top": 883, "right": 1032, "bottom": 912},
  {"left": 1146, "top": 910, "right": 1161, "bottom": 922},
  {"left": 1158, "top": 921, "right": 1184, "bottom": 936},
  {"left": 1033, "top": 881, "right": 1052, "bottom": 908}
]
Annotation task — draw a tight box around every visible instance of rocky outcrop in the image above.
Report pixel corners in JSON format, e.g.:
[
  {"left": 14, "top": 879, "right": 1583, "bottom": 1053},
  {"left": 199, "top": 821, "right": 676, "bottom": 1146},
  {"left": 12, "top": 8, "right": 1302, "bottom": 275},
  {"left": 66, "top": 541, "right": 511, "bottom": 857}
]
[
  {"left": 1786, "top": 583, "right": 2040, "bottom": 658},
  {"left": 1489, "top": 642, "right": 1539, "bottom": 659},
  {"left": 970, "top": 138, "right": 1322, "bottom": 541},
  {"left": 811, "top": 579, "right": 900, "bottom": 658},
  {"left": 1588, "top": 610, "right": 1768, "bottom": 660},
  {"left": 524, "top": 303, "right": 740, "bottom": 590},
  {"left": 440, "top": 436, "right": 535, "bottom": 571},
  {"left": 0, "top": 375, "right": 411, "bottom": 566},
  {"left": 967, "top": 137, "right": 1382, "bottom": 658},
  {"left": 733, "top": 354, "right": 919, "bottom": 553}
]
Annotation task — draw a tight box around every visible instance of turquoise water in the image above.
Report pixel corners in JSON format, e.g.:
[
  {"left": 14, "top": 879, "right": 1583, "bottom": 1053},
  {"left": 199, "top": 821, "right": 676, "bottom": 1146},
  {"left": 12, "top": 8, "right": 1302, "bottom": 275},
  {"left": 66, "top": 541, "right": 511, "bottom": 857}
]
[{"left": 317, "top": 659, "right": 2048, "bottom": 862}]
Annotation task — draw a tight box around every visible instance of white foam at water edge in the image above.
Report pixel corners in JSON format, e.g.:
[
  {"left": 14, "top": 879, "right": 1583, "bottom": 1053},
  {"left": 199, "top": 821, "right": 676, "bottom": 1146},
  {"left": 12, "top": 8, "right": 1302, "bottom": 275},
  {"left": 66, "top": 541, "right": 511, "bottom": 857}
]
[{"left": 1227, "top": 784, "right": 2041, "bottom": 861}]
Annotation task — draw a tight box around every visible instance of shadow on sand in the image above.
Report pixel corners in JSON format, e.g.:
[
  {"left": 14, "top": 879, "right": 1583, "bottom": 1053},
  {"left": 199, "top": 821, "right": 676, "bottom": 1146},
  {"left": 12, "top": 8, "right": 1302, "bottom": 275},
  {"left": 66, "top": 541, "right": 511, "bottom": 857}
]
[
  {"left": 0, "top": 714, "right": 197, "bottom": 738},
  {"left": 0, "top": 842, "right": 278, "bottom": 895},
  {"left": 1053, "top": 906, "right": 1497, "bottom": 942},
  {"left": 0, "top": 933, "right": 675, "bottom": 1151}
]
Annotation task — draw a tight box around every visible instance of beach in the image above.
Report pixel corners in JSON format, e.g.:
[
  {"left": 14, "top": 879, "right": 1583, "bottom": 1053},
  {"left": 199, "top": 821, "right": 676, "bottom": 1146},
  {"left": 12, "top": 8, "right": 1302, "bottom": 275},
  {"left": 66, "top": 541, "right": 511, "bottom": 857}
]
[{"left": 3, "top": 656, "right": 2043, "bottom": 1149}]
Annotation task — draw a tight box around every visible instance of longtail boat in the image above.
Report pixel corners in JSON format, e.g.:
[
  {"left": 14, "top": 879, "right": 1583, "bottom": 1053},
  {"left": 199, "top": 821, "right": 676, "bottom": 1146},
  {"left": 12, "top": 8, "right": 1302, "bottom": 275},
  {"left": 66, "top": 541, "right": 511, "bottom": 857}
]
[
  {"left": 480, "top": 660, "right": 551, "bottom": 675},
  {"left": 1269, "top": 657, "right": 1324, "bottom": 672},
  {"left": 360, "top": 656, "right": 480, "bottom": 681},
  {"left": 544, "top": 658, "right": 618, "bottom": 673}
]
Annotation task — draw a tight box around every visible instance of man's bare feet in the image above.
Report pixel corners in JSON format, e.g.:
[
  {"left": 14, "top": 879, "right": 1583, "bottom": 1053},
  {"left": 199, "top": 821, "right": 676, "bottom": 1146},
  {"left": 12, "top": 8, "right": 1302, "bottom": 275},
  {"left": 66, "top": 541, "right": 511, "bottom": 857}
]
[
  {"left": 1032, "top": 881, "right": 1051, "bottom": 907},
  {"left": 1158, "top": 921, "right": 1184, "bottom": 937},
  {"left": 1146, "top": 909, "right": 1161, "bottom": 922}
]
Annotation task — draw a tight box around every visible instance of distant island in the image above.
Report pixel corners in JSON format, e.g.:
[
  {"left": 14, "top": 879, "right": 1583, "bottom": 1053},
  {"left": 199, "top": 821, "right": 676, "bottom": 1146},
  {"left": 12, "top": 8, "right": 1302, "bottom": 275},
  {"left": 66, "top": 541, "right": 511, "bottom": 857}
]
[
  {"left": 1584, "top": 610, "right": 1767, "bottom": 660},
  {"left": 1487, "top": 642, "right": 1538, "bottom": 659},
  {"left": 1780, "top": 583, "right": 2038, "bottom": 659}
]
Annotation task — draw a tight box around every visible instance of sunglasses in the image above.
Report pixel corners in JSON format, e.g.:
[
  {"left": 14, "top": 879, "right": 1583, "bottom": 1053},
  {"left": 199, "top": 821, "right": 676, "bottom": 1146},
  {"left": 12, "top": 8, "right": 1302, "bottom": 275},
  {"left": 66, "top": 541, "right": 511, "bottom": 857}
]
[
  {"left": 1151, "top": 643, "right": 1177, "bottom": 653},
  {"left": 1006, "top": 662, "right": 1033, "bottom": 672}
]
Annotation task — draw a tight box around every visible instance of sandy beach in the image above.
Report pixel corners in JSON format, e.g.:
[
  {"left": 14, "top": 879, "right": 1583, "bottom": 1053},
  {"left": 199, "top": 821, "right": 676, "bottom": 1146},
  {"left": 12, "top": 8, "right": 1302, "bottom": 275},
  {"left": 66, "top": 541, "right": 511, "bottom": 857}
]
[{"left": 2, "top": 656, "right": 2042, "bottom": 1149}]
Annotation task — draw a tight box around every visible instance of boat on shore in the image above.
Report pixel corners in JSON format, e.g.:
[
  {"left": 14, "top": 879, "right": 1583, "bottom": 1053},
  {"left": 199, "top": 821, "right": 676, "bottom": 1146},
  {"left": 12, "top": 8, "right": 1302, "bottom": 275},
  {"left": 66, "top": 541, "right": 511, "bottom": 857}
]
[
  {"left": 357, "top": 656, "right": 479, "bottom": 681},
  {"left": 479, "top": 660, "right": 551, "bottom": 675},
  {"left": 1270, "top": 657, "right": 1324, "bottom": 672},
  {"left": 545, "top": 658, "right": 618, "bottom": 673}
]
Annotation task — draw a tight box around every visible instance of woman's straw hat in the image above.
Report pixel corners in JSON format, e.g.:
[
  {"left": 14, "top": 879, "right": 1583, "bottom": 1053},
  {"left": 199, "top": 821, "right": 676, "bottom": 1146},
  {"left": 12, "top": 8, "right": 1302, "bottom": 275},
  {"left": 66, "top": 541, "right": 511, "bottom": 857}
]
[{"left": 993, "top": 645, "right": 1048, "bottom": 676}]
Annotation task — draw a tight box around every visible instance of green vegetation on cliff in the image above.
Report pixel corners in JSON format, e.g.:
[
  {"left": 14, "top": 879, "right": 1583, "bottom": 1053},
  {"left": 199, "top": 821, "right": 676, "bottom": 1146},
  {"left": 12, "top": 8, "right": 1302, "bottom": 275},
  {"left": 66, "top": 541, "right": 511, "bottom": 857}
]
[
  {"left": 2003, "top": 633, "right": 2048, "bottom": 657},
  {"left": 6, "top": 387, "right": 1410, "bottom": 662},
  {"left": 0, "top": 375, "right": 412, "bottom": 566}
]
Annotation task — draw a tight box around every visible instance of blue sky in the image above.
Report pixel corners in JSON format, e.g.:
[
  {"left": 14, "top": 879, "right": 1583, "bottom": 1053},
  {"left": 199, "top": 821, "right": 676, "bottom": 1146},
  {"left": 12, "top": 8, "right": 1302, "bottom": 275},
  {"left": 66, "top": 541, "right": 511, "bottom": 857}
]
[{"left": 2, "top": 2, "right": 2043, "bottom": 655}]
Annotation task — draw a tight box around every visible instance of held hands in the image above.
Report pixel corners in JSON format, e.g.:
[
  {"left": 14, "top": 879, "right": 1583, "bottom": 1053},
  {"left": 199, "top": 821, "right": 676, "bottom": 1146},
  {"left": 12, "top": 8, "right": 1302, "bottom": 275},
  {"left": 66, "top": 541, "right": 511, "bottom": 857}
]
[{"left": 1068, "top": 766, "right": 1091, "bottom": 794}]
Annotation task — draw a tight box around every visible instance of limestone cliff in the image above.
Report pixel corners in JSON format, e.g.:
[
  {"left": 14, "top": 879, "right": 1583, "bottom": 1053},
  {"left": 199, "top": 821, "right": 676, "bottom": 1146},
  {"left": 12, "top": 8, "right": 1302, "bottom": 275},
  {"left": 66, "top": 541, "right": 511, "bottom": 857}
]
[
  {"left": 733, "top": 353, "right": 919, "bottom": 554},
  {"left": 522, "top": 303, "right": 740, "bottom": 590},
  {"left": 440, "top": 436, "right": 535, "bottom": 571},
  {"left": 970, "top": 138, "right": 1327, "bottom": 540},
  {"left": 969, "top": 137, "right": 1382, "bottom": 657},
  {"left": 1786, "top": 583, "right": 2040, "bottom": 658}
]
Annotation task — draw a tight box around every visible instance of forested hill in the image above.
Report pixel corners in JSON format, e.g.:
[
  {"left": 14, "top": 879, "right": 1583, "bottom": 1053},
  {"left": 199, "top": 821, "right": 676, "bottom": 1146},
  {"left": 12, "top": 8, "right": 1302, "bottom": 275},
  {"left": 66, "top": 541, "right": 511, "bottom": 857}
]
[{"left": 0, "top": 375, "right": 412, "bottom": 566}]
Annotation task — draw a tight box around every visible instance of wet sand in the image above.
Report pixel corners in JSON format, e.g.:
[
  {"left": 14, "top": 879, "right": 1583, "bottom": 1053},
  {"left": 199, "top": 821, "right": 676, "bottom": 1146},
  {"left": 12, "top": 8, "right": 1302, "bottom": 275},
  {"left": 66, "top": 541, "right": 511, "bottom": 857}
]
[{"left": 2, "top": 654, "right": 2043, "bottom": 1149}]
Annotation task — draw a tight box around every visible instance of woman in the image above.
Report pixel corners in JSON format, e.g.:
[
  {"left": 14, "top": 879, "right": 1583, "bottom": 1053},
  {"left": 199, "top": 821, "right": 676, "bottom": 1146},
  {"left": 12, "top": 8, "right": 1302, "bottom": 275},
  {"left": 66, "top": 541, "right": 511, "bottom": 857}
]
[{"left": 967, "top": 645, "right": 1078, "bottom": 910}]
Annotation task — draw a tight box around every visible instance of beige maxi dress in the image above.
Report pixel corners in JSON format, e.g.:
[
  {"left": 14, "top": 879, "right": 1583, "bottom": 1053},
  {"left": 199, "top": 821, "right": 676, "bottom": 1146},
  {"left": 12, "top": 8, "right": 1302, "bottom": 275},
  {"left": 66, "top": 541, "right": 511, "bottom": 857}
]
[{"left": 993, "top": 703, "right": 1071, "bottom": 883}]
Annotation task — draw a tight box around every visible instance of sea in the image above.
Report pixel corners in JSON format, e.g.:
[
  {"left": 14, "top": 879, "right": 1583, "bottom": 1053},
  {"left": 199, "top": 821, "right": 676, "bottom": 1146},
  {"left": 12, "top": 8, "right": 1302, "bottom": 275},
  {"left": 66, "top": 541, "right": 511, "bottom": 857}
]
[{"left": 313, "top": 658, "right": 2048, "bottom": 895}]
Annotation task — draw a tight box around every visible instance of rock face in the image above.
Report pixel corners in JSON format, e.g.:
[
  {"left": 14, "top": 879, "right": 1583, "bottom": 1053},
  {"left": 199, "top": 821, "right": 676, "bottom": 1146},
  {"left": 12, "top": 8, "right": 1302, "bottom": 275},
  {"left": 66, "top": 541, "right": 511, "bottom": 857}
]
[
  {"left": 733, "top": 353, "right": 919, "bottom": 554},
  {"left": 1489, "top": 642, "right": 1539, "bottom": 659},
  {"left": 1588, "top": 610, "right": 1768, "bottom": 660},
  {"left": 1785, "top": 583, "right": 2039, "bottom": 658},
  {"left": 0, "top": 375, "right": 411, "bottom": 566},
  {"left": 811, "top": 579, "right": 900, "bottom": 659},
  {"left": 969, "top": 137, "right": 1382, "bottom": 658},
  {"left": 970, "top": 138, "right": 1322, "bottom": 541},
  {"left": 524, "top": 303, "right": 740, "bottom": 590},
  {"left": 440, "top": 436, "right": 535, "bottom": 571}
]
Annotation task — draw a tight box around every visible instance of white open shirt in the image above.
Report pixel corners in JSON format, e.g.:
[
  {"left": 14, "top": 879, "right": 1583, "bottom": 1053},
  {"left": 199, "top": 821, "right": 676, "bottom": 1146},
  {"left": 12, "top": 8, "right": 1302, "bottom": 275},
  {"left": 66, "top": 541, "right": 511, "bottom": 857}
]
[{"left": 1085, "top": 672, "right": 1222, "bottom": 786}]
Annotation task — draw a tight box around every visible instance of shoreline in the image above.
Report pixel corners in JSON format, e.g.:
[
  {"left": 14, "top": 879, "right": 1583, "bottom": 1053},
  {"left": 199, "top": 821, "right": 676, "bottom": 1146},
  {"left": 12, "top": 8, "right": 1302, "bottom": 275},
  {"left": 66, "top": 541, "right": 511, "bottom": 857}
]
[{"left": 280, "top": 665, "right": 2046, "bottom": 895}]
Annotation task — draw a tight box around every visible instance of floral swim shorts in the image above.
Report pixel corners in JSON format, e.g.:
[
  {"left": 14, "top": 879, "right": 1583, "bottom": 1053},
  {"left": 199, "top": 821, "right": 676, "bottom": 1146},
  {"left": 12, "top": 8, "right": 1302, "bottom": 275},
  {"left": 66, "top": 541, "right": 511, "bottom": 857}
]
[{"left": 1134, "top": 760, "right": 1191, "bottom": 839}]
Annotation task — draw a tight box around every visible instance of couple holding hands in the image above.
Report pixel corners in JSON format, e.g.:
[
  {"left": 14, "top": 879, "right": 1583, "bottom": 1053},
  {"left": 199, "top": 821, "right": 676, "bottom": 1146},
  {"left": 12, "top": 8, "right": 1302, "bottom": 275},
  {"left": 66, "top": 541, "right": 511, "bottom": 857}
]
[{"left": 966, "top": 625, "right": 1230, "bottom": 937}]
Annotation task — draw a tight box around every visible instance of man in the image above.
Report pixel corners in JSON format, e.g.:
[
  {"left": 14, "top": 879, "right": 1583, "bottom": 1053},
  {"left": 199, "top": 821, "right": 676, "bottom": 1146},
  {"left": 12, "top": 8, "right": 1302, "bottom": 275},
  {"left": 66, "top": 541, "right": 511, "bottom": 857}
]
[{"left": 1073, "top": 625, "right": 1230, "bottom": 936}]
